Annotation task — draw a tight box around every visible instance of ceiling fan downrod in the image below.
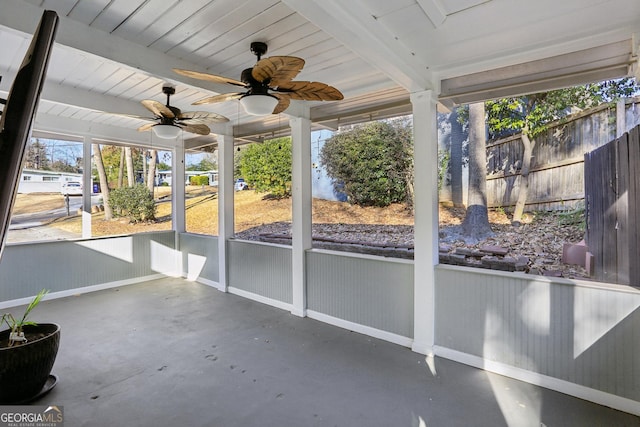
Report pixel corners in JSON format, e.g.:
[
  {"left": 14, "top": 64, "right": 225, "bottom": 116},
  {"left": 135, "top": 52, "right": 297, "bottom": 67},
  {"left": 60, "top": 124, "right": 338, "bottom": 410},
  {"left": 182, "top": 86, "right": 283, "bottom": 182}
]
[{"left": 162, "top": 84, "right": 176, "bottom": 107}]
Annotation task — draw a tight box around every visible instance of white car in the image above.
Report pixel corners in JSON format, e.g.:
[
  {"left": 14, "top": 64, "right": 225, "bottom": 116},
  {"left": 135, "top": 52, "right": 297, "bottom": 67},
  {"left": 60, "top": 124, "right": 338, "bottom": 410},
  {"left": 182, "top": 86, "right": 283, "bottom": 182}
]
[
  {"left": 234, "top": 179, "right": 249, "bottom": 191},
  {"left": 61, "top": 181, "right": 83, "bottom": 196}
]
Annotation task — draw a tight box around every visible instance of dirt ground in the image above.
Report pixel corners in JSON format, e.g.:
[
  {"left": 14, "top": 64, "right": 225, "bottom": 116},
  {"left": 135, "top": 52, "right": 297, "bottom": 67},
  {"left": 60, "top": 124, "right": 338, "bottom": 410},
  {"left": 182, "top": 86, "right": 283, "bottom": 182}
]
[{"left": 14, "top": 188, "right": 587, "bottom": 278}]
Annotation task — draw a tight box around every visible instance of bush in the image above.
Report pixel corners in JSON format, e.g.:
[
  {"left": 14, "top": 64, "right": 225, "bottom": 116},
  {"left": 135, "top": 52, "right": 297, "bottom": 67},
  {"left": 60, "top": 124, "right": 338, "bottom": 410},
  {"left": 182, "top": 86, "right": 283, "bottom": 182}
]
[
  {"left": 320, "top": 119, "right": 413, "bottom": 207},
  {"left": 239, "top": 137, "right": 292, "bottom": 198},
  {"left": 109, "top": 184, "right": 156, "bottom": 223},
  {"left": 190, "top": 175, "right": 209, "bottom": 186}
]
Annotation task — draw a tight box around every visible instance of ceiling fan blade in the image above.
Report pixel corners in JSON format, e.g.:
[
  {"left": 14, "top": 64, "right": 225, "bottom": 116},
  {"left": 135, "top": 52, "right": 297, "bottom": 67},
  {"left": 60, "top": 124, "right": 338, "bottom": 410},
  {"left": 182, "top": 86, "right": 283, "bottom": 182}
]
[
  {"left": 141, "top": 100, "right": 175, "bottom": 118},
  {"left": 137, "top": 123, "right": 156, "bottom": 132},
  {"left": 192, "top": 92, "right": 244, "bottom": 106},
  {"left": 110, "top": 112, "right": 157, "bottom": 122},
  {"left": 178, "top": 111, "right": 230, "bottom": 124},
  {"left": 272, "top": 94, "right": 291, "bottom": 114},
  {"left": 179, "top": 123, "right": 211, "bottom": 136},
  {"left": 252, "top": 56, "right": 305, "bottom": 85},
  {"left": 174, "top": 68, "right": 245, "bottom": 87},
  {"left": 274, "top": 81, "right": 344, "bottom": 101}
]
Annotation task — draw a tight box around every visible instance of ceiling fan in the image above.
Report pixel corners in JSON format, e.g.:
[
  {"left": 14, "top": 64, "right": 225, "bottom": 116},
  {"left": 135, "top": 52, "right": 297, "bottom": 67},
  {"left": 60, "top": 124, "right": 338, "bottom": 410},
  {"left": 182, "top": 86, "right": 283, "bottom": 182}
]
[
  {"left": 118, "top": 84, "right": 229, "bottom": 139},
  {"left": 173, "top": 42, "right": 344, "bottom": 116}
]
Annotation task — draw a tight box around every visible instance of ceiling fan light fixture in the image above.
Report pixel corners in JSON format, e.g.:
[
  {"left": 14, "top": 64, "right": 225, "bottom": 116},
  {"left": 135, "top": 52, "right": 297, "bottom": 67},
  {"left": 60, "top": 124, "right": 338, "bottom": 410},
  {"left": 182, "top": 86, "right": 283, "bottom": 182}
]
[
  {"left": 152, "top": 124, "right": 181, "bottom": 139},
  {"left": 240, "top": 94, "right": 279, "bottom": 115}
]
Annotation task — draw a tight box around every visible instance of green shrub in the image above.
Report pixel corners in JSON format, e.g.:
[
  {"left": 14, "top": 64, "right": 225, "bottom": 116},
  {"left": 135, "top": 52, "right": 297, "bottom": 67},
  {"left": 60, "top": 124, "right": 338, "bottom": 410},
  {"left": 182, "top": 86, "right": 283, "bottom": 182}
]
[
  {"left": 109, "top": 184, "right": 156, "bottom": 223},
  {"left": 320, "top": 119, "right": 413, "bottom": 207},
  {"left": 190, "top": 175, "right": 209, "bottom": 186},
  {"left": 239, "top": 137, "right": 292, "bottom": 198}
]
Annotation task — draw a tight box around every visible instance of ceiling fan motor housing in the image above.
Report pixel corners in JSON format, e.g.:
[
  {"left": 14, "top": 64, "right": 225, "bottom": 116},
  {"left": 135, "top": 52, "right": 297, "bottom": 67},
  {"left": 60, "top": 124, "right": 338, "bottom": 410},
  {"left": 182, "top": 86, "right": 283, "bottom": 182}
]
[{"left": 241, "top": 68, "right": 270, "bottom": 95}]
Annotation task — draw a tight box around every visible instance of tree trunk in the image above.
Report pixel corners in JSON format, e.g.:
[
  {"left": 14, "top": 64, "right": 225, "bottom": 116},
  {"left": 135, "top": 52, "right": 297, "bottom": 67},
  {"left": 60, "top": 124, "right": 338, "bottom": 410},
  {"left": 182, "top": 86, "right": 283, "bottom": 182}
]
[
  {"left": 512, "top": 132, "right": 535, "bottom": 224},
  {"left": 449, "top": 109, "right": 465, "bottom": 207},
  {"left": 462, "top": 102, "right": 492, "bottom": 239},
  {"left": 147, "top": 149, "right": 157, "bottom": 193},
  {"left": 142, "top": 150, "right": 147, "bottom": 186},
  {"left": 117, "top": 147, "right": 125, "bottom": 188},
  {"left": 125, "top": 147, "right": 134, "bottom": 187},
  {"left": 92, "top": 144, "right": 112, "bottom": 220}
]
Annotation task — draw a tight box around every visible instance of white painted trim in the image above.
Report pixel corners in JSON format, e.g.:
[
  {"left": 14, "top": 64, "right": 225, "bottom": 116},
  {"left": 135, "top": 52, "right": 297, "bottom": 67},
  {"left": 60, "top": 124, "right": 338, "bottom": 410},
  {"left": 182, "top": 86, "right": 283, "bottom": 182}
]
[
  {"left": 229, "top": 238, "right": 292, "bottom": 250},
  {"left": 228, "top": 287, "right": 293, "bottom": 313},
  {"left": 308, "top": 248, "right": 414, "bottom": 265},
  {"left": 194, "top": 277, "right": 226, "bottom": 292},
  {"left": 306, "top": 310, "right": 413, "bottom": 348},
  {"left": 434, "top": 346, "right": 640, "bottom": 417},
  {"left": 436, "top": 263, "right": 640, "bottom": 295},
  {"left": 0, "top": 274, "right": 165, "bottom": 310}
]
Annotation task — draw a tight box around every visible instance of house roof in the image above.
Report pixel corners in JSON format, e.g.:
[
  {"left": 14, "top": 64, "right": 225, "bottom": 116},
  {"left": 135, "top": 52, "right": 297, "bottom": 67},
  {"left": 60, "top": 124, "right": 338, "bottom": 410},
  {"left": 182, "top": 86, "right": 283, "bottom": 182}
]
[{"left": 1, "top": 0, "right": 638, "bottom": 150}]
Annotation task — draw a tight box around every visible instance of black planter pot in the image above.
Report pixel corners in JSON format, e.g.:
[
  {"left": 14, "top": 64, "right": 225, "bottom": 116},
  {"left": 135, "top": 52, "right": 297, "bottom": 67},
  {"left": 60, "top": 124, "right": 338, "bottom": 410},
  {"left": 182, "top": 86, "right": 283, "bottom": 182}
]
[{"left": 0, "top": 323, "right": 60, "bottom": 404}]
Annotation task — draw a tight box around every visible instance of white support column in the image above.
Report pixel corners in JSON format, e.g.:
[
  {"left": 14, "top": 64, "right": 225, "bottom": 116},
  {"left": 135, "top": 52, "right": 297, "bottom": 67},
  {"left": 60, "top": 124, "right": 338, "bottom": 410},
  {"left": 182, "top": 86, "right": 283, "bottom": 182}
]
[
  {"left": 172, "top": 141, "right": 186, "bottom": 234},
  {"left": 217, "top": 130, "right": 235, "bottom": 293},
  {"left": 82, "top": 137, "right": 92, "bottom": 239},
  {"left": 289, "top": 107, "right": 312, "bottom": 317},
  {"left": 411, "top": 90, "right": 439, "bottom": 356},
  {"left": 172, "top": 141, "right": 186, "bottom": 276}
]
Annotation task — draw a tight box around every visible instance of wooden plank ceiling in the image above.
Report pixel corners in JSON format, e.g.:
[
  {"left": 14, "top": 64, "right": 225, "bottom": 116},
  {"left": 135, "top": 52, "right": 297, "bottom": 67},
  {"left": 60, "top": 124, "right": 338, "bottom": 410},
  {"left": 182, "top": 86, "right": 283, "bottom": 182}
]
[{"left": 0, "top": 0, "right": 638, "bottom": 149}]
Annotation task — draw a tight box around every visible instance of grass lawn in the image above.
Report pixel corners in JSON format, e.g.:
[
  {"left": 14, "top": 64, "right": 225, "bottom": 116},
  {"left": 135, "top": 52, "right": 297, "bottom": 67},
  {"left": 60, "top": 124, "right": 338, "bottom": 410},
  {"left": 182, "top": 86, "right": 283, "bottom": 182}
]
[{"left": 20, "top": 186, "right": 415, "bottom": 237}]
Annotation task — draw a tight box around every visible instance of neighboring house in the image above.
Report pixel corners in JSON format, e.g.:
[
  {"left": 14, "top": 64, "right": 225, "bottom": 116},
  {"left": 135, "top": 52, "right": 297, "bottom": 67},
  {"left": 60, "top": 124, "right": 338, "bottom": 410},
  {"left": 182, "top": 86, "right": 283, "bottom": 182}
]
[
  {"left": 152, "top": 170, "right": 218, "bottom": 186},
  {"left": 18, "top": 169, "right": 83, "bottom": 194}
]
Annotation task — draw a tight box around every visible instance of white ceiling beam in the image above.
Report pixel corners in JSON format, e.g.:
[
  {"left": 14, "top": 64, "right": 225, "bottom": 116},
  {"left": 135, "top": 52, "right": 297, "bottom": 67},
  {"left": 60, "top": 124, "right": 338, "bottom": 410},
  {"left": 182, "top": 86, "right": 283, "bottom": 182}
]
[
  {"left": 1, "top": 69, "right": 146, "bottom": 117},
  {"left": 32, "top": 112, "right": 154, "bottom": 146},
  {"left": 416, "top": 0, "right": 446, "bottom": 28},
  {"left": 0, "top": 1, "right": 227, "bottom": 94},
  {"left": 282, "top": 0, "right": 435, "bottom": 93},
  {"left": 440, "top": 40, "right": 635, "bottom": 105}
]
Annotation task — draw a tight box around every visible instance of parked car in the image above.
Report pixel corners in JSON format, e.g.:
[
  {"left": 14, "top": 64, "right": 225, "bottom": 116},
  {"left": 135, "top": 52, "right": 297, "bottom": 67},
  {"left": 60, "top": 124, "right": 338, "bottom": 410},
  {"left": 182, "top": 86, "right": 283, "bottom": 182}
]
[
  {"left": 61, "top": 181, "right": 82, "bottom": 196},
  {"left": 234, "top": 178, "right": 249, "bottom": 191}
]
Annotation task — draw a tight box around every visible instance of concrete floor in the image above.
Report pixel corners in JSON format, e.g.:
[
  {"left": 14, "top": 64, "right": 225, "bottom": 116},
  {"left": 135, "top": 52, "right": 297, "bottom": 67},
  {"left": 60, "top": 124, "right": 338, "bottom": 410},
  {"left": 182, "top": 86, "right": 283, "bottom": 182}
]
[{"left": 14, "top": 278, "right": 639, "bottom": 427}]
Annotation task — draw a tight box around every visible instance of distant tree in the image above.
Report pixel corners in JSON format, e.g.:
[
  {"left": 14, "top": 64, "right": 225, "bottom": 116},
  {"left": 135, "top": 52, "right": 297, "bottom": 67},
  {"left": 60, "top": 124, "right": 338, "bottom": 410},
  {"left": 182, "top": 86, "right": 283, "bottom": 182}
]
[
  {"left": 50, "top": 159, "right": 77, "bottom": 173},
  {"left": 92, "top": 144, "right": 112, "bottom": 220},
  {"left": 157, "top": 151, "right": 172, "bottom": 171},
  {"left": 146, "top": 149, "right": 157, "bottom": 192},
  {"left": 186, "top": 154, "right": 217, "bottom": 171},
  {"left": 99, "top": 145, "right": 122, "bottom": 186},
  {"left": 24, "top": 139, "right": 49, "bottom": 170},
  {"left": 186, "top": 159, "right": 216, "bottom": 171},
  {"left": 320, "top": 118, "right": 413, "bottom": 207},
  {"left": 157, "top": 162, "right": 171, "bottom": 171},
  {"left": 239, "top": 137, "right": 292, "bottom": 198},
  {"left": 117, "top": 147, "right": 125, "bottom": 188},
  {"left": 125, "top": 147, "right": 135, "bottom": 187}
]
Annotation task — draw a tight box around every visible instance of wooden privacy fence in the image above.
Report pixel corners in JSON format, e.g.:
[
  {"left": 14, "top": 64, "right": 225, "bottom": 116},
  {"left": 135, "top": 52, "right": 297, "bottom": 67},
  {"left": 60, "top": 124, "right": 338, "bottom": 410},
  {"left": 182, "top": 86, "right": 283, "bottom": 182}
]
[
  {"left": 440, "top": 97, "right": 640, "bottom": 211},
  {"left": 485, "top": 104, "right": 616, "bottom": 211},
  {"left": 584, "top": 125, "right": 640, "bottom": 286}
]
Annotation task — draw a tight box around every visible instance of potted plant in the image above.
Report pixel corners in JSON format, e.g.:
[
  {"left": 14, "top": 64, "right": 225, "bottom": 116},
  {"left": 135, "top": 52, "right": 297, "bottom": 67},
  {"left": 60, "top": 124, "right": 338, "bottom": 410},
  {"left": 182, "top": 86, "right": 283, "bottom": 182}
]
[{"left": 0, "top": 289, "right": 60, "bottom": 404}]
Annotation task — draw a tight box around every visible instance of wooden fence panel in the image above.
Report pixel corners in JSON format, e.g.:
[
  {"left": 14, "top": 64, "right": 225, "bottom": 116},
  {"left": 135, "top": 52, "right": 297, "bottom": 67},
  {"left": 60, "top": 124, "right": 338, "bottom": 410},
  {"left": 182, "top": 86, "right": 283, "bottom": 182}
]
[
  {"left": 442, "top": 98, "right": 640, "bottom": 212},
  {"left": 629, "top": 126, "right": 640, "bottom": 284},
  {"left": 585, "top": 124, "right": 640, "bottom": 286},
  {"left": 485, "top": 106, "right": 617, "bottom": 211}
]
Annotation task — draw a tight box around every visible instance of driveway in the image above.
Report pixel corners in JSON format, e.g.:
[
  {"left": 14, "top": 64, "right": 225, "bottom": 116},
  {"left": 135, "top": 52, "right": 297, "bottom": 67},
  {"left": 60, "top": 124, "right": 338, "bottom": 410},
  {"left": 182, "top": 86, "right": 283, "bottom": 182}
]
[{"left": 7, "top": 195, "right": 102, "bottom": 243}]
